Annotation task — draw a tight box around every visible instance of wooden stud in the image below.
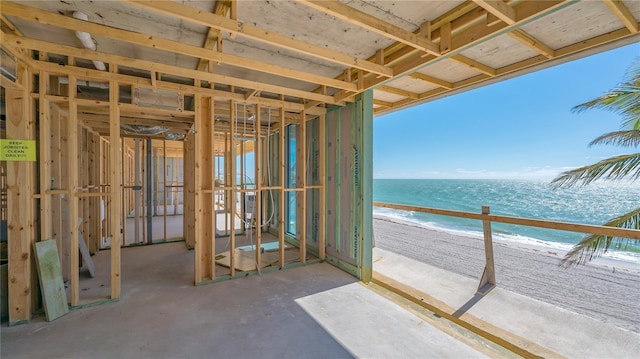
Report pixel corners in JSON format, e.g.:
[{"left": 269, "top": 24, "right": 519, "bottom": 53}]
[
  {"left": 6, "top": 65, "right": 36, "bottom": 324},
  {"left": 255, "top": 104, "right": 262, "bottom": 269},
  {"left": 67, "top": 75, "right": 80, "bottom": 307},
  {"left": 229, "top": 99, "right": 236, "bottom": 276},
  {"left": 39, "top": 70, "right": 52, "bottom": 241},
  {"left": 278, "top": 107, "right": 285, "bottom": 268},
  {"left": 109, "top": 66, "right": 122, "bottom": 299}
]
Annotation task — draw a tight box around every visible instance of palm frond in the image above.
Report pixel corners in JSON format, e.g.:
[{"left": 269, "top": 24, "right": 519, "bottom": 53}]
[
  {"left": 588, "top": 130, "right": 640, "bottom": 148},
  {"left": 560, "top": 207, "right": 640, "bottom": 267},
  {"left": 572, "top": 59, "right": 640, "bottom": 129},
  {"left": 551, "top": 153, "right": 640, "bottom": 188}
]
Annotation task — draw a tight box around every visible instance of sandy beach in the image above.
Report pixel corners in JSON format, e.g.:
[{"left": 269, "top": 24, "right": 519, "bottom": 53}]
[{"left": 373, "top": 217, "right": 640, "bottom": 333}]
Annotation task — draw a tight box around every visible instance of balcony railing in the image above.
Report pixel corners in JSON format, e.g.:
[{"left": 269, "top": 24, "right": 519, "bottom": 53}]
[{"left": 373, "top": 202, "right": 640, "bottom": 294}]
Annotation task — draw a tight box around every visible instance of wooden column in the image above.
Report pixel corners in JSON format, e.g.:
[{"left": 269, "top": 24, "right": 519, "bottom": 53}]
[
  {"left": 68, "top": 75, "right": 80, "bottom": 307},
  {"left": 194, "top": 95, "right": 214, "bottom": 283},
  {"left": 6, "top": 65, "right": 36, "bottom": 325},
  {"left": 109, "top": 68, "right": 122, "bottom": 299}
]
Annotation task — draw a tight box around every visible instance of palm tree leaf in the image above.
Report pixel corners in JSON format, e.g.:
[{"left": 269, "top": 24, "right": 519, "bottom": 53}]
[
  {"left": 551, "top": 153, "right": 640, "bottom": 188},
  {"left": 588, "top": 130, "right": 640, "bottom": 148},
  {"left": 560, "top": 207, "right": 640, "bottom": 267},
  {"left": 572, "top": 59, "right": 640, "bottom": 128}
]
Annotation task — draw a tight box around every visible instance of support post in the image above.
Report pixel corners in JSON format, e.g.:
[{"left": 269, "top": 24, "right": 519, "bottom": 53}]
[
  {"left": 278, "top": 107, "right": 285, "bottom": 267},
  {"left": 68, "top": 75, "right": 80, "bottom": 307},
  {"left": 6, "top": 65, "right": 36, "bottom": 325},
  {"left": 478, "top": 205, "right": 496, "bottom": 294},
  {"left": 109, "top": 68, "right": 122, "bottom": 299},
  {"left": 146, "top": 138, "right": 152, "bottom": 245}
]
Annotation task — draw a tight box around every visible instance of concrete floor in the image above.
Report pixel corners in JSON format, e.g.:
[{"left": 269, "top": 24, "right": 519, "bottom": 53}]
[
  {"left": 373, "top": 248, "right": 640, "bottom": 359},
  {"left": 2, "top": 243, "right": 493, "bottom": 358}
]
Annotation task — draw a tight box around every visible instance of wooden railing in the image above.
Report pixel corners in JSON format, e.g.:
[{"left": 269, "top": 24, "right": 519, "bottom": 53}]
[{"left": 373, "top": 202, "right": 640, "bottom": 294}]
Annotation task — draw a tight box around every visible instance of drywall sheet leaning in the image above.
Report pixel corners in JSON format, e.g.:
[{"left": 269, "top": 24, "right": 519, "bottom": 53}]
[{"left": 34, "top": 240, "right": 69, "bottom": 321}]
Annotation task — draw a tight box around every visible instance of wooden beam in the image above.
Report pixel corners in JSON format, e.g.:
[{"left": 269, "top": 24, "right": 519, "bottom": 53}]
[
  {"left": 509, "top": 29, "right": 556, "bottom": 58},
  {"left": 409, "top": 72, "right": 454, "bottom": 90},
  {"left": 0, "top": 7, "right": 356, "bottom": 94},
  {"left": 122, "top": 0, "right": 393, "bottom": 78},
  {"left": 229, "top": 99, "right": 236, "bottom": 277},
  {"left": 295, "top": 0, "right": 440, "bottom": 56},
  {"left": 373, "top": 99, "right": 394, "bottom": 108},
  {"left": 2, "top": 33, "right": 345, "bottom": 103},
  {"left": 109, "top": 66, "right": 122, "bottom": 299},
  {"left": 472, "top": 0, "right": 516, "bottom": 25},
  {"left": 604, "top": 0, "right": 639, "bottom": 33},
  {"left": 450, "top": 54, "right": 496, "bottom": 76},
  {"left": 196, "top": 0, "right": 232, "bottom": 72},
  {"left": 378, "top": 85, "right": 419, "bottom": 99}
]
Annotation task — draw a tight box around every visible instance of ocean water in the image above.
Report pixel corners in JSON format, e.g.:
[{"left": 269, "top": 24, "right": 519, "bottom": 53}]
[{"left": 373, "top": 179, "right": 640, "bottom": 263}]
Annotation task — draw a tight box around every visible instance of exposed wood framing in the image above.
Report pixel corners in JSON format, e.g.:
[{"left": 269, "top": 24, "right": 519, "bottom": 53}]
[
  {"left": 122, "top": 0, "right": 394, "bottom": 78},
  {"left": 509, "top": 29, "right": 556, "bottom": 58},
  {"left": 68, "top": 75, "right": 80, "bottom": 306},
  {"left": 194, "top": 94, "right": 215, "bottom": 283},
  {"left": 295, "top": 0, "right": 440, "bottom": 56},
  {"left": 6, "top": 65, "right": 36, "bottom": 325},
  {"left": 196, "top": 0, "right": 232, "bottom": 72},
  {"left": 604, "top": 0, "right": 639, "bottom": 33},
  {"left": 109, "top": 67, "right": 122, "bottom": 299},
  {"left": 472, "top": 0, "right": 517, "bottom": 25}
]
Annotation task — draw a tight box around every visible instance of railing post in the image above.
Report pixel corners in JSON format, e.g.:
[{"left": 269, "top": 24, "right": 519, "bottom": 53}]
[{"left": 478, "top": 205, "right": 496, "bottom": 294}]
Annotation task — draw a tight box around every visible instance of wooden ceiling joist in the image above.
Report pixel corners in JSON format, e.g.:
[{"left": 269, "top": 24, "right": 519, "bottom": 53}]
[
  {"left": 121, "top": 0, "right": 394, "bottom": 78},
  {"left": 294, "top": 0, "right": 441, "bottom": 56},
  {"left": 604, "top": 0, "right": 639, "bottom": 33},
  {"left": 2, "top": 32, "right": 336, "bottom": 105},
  {"left": 408, "top": 73, "right": 454, "bottom": 90},
  {"left": 509, "top": 29, "right": 556, "bottom": 58},
  {"left": 1, "top": 2, "right": 356, "bottom": 94},
  {"left": 196, "top": 0, "right": 232, "bottom": 72},
  {"left": 472, "top": 0, "right": 517, "bottom": 25},
  {"left": 377, "top": 85, "right": 419, "bottom": 99}
]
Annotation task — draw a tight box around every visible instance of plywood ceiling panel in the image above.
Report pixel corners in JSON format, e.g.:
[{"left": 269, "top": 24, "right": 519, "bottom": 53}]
[
  {"left": 374, "top": 91, "right": 406, "bottom": 103},
  {"left": 384, "top": 76, "right": 439, "bottom": 95},
  {"left": 416, "top": 59, "right": 481, "bottom": 83},
  {"left": 458, "top": 34, "right": 540, "bottom": 69},
  {"left": 520, "top": 1, "right": 625, "bottom": 50}
]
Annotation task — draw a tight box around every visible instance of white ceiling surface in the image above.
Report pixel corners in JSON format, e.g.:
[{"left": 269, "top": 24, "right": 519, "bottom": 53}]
[{"left": 3, "top": 0, "right": 640, "bottom": 116}]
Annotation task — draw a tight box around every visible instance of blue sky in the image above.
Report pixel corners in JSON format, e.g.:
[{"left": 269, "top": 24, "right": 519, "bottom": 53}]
[{"left": 373, "top": 42, "right": 640, "bottom": 180}]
